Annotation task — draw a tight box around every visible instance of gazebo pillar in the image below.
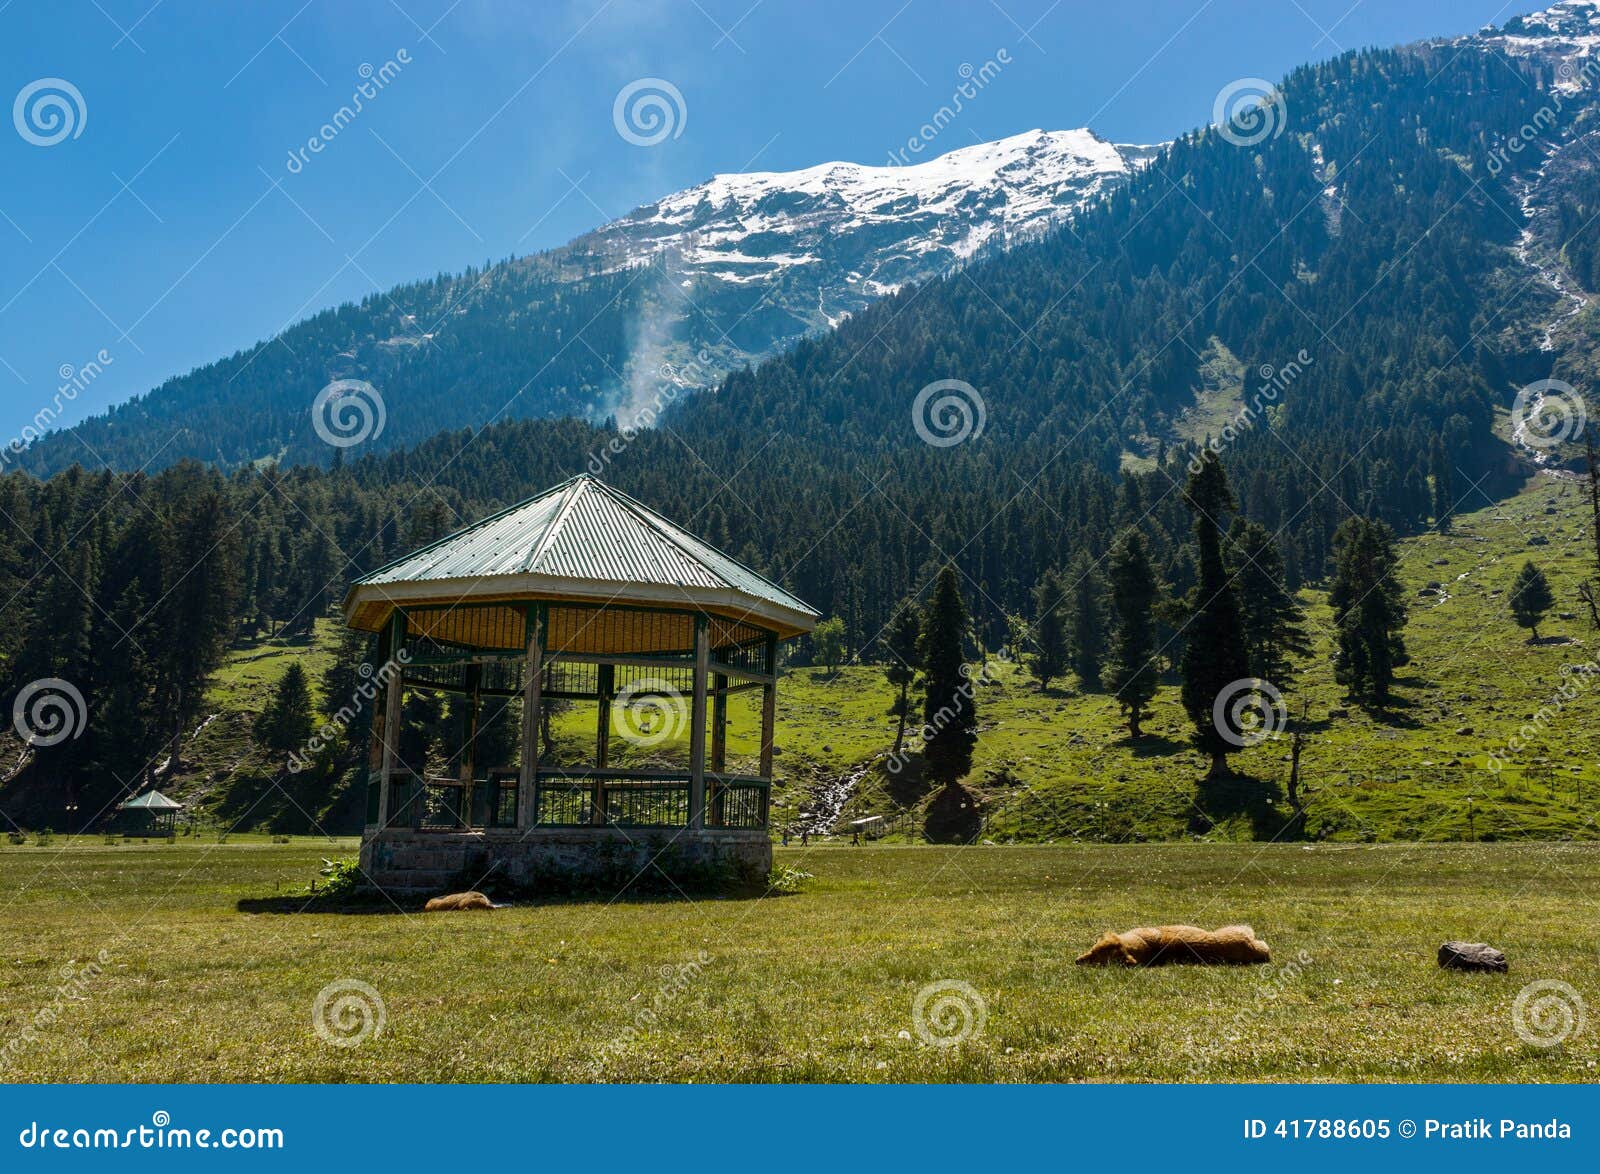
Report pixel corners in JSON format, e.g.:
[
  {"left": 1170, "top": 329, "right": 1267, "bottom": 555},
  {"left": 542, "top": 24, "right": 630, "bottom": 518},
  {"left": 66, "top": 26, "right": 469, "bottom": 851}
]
[
  {"left": 759, "top": 631, "right": 778, "bottom": 779},
  {"left": 375, "top": 610, "right": 406, "bottom": 828},
  {"left": 688, "top": 615, "right": 709, "bottom": 829},
  {"left": 461, "top": 662, "right": 481, "bottom": 828},
  {"left": 517, "top": 603, "right": 545, "bottom": 829},
  {"left": 711, "top": 672, "right": 727, "bottom": 773},
  {"left": 596, "top": 664, "right": 614, "bottom": 769}
]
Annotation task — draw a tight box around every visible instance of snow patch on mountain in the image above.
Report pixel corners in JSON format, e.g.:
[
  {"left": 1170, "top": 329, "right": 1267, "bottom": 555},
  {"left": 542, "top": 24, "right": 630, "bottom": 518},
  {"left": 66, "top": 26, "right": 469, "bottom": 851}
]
[
  {"left": 1474, "top": 0, "right": 1600, "bottom": 85},
  {"left": 579, "top": 128, "right": 1153, "bottom": 293}
]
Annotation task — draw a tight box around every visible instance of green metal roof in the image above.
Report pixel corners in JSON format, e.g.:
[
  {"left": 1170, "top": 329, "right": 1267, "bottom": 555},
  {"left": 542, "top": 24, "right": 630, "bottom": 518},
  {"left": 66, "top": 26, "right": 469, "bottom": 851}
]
[
  {"left": 116, "top": 789, "right": 183, "bottom": 811},
  {"left": 346, "top": 475, "right": 819, "bottom": 634}
]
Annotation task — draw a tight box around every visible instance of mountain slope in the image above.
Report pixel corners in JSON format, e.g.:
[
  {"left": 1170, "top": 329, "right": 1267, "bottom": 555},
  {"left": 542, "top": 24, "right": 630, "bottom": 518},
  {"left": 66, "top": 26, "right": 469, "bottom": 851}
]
[
  {"left": 16, "top": 130, "right": 1149, "bottom": 477},
  {"left": 7, "top": 5, "right": 1600, "bottom": 837}
]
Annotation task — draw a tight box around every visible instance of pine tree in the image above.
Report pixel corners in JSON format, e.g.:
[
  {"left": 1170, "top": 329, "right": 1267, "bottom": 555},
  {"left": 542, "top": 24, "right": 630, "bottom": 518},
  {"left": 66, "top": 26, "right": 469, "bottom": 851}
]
[
  {"left": 881, "top": 603, "right": 922, "bottom": 755},
  {"left": 1065, "top": 551, "right": 1106, "bottom": 690},
  {"left": 1329, "top": 517, "right": 1409, "bottom": 702},
  {"left": 1103, "top": 529, "right": 1160, "bottom": 739},
  {"left": 919, "top": 566, "right": 976, "bottom": 785},
  {"left": 1228, "top": 519, "right": 1312, "bottom": 685},
  {"left": 1508, "top": 560, "right": 1555, "bottom": 641},
  {"left": 1178, "top": 452, "right": 1251, "bottom": 778},
  {"left": 1028, "top": 570, "right": 1068, "bottom": 691},
  {"left": 255, "top": 662, "right": 315, "bottom": 758},
  {"left": 1430, "top": 439, "right": 1454, "bottom": 533}
]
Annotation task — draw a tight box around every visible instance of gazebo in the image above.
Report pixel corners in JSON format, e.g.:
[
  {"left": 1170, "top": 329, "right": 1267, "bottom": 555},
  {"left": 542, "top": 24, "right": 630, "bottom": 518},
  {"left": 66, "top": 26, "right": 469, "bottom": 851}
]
[
  {"left": 342, "top": 474, "right": 819, "bottom": 893},
  {"left": 114, "top": 789, "right": 184, "bottom": 835}
]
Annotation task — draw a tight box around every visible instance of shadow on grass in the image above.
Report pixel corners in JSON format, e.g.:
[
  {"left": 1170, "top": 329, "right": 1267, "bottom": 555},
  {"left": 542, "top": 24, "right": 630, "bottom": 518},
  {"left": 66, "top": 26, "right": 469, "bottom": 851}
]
[
  {"left": 237, "top": 879, "right": 780, "bottom": 916},
  {"left": 1354, "top": 680, "right": 1423, "bottom": 729},
  {"left": 1187, "top": 772, "right": 1292, "bottom": 841},
  {"left": 1128, "top": 733, "right": 1188, "bottom": 757}
]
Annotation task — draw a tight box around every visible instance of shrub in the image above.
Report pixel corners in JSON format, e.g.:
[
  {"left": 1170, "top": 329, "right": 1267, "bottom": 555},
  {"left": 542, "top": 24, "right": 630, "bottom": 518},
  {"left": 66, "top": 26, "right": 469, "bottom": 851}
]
[
  {"left": 767, "top": 866, "right": 814, "bottom": 894},
  {"left": 317, "top": 857, "right": 365, "bottom": 898}
]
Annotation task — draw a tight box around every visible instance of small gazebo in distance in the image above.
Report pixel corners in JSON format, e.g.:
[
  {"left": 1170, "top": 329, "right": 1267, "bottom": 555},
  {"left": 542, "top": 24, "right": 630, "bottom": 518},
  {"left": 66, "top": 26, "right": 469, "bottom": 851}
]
[
  {"left": 114, "top": 789, "right": 184, "bottom": 836},
  {"left": 342, "top": 474, "right": 819, "bottom": 894}
]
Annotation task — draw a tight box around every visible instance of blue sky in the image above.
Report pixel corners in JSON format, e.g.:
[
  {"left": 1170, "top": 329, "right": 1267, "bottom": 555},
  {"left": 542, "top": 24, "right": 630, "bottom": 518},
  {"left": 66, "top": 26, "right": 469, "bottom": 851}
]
[{"left": 0, "top": 0, "right": 1547, "bottom": 439}]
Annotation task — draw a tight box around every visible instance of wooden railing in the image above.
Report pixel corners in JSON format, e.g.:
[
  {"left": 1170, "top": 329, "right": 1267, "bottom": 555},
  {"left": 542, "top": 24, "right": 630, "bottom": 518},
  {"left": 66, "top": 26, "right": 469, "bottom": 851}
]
[
  {"left": 534, "top": 769, "right": 691, "bottom": 828},
  {"left": 370, "top": 768, "right": 768, "bottom": 831},
  {"left": 708, "top": 774, "right": 769, "bottom": 829}
]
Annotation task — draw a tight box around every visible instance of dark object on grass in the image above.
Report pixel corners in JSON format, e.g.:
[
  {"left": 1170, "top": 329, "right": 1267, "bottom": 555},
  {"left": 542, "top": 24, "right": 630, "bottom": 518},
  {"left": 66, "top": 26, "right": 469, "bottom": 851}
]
[{"left": 1438, "top": 941, "right": 1507, "bottom": 972}]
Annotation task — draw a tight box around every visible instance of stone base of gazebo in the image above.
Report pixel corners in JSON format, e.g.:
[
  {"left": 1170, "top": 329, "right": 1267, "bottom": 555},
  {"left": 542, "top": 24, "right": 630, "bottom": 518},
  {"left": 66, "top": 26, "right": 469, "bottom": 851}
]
[{"left": 359, "top": 828, "right": 772, "bottom": 896}]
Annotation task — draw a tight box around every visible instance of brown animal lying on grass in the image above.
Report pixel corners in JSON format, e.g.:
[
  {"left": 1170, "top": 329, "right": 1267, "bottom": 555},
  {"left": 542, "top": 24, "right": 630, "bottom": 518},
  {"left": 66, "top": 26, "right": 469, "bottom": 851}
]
[
  {"left": 423, "top": 891, "right": 493, "bottom": 912},
  {"left": 1075, "top": 924, "right": 1270, "bottom": 966}
]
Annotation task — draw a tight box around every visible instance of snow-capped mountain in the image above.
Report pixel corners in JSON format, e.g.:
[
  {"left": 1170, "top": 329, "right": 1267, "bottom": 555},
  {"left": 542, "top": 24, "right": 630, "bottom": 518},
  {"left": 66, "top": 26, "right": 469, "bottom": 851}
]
[
  {"left": 1473, "top": 0, "right": 1600, "bottom": 76},
  {"left": 581, "top": 129, "right": 1155, "bottom": 303},
  {"left": 553, "top": 128, "right": 1158, "bottom": 419}
]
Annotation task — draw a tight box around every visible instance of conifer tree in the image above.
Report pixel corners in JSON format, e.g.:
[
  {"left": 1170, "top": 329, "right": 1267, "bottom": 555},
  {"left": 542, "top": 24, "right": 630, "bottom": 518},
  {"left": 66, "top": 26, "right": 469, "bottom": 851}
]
[
  {"left": 1103, "top": 529, "right": 1160, "bottom": 739},
  {"left": 881, "top": 603, "right": 923, "bottom": 755},
  {"left": 1430, "top": 439, "right": 1454, "bottom": 533},
  {"left": 1228, "top": 518, "right": 1312, "bottom": 686},
  {"left": 255, "top": 662, "right": 315, "bottom": 758},
  {"left": 1508, "top": 560, "right": 1554, "bottom": 641},
  {"left": 919, "top": 566, "right": 976, "bottom": 784},
  {"left": 1065, "top": 551, "right": 1106, "bottom": 690},
  {"left": 1329, "top": 517, "right": 1409, "bottom": 702},
  {"left": 1178, "top": 452, "right": 1251, "bottom": 778},
  {"left": 1028, "top": 570, "right": 1068, "bottom": 691}
]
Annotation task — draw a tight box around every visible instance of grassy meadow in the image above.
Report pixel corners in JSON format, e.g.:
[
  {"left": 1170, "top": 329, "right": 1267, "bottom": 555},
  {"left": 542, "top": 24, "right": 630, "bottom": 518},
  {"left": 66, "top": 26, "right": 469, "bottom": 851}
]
[{"left": 0, "top": 838, "right": 1595, "bottom": 1082}]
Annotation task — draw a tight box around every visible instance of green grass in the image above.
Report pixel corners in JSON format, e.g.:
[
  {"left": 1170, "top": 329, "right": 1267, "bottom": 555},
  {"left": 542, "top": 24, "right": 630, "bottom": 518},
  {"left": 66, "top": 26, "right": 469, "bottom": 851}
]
[{"left": 0, "top": 840, "right": 1595, "bottom": 1082}]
